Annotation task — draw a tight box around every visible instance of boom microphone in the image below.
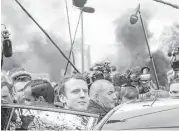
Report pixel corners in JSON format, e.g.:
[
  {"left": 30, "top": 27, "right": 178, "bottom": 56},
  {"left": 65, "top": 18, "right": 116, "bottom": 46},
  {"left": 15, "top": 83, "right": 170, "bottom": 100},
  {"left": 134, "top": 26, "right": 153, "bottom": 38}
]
[
  {"left": 2, "top": 29, "right": 12, "bottom": 57},
  {"left": 82, "top": 7, "right": 95, "bottom": 13},
  {"left": 130, "top": 4, "right": 140, "bottom": 24},
  {"left": 3, "top": 39, "right": 12, "bottom": 57},
  {"left": 72, "top": 0, "right": 87, "bottom": 8}
]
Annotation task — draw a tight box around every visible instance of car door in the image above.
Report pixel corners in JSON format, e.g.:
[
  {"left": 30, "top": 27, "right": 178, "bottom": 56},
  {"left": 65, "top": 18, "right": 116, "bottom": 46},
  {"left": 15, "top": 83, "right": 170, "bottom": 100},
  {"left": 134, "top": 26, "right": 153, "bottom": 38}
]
[{"left": 1, "top": 104, "right": 99, "bottom": 130}]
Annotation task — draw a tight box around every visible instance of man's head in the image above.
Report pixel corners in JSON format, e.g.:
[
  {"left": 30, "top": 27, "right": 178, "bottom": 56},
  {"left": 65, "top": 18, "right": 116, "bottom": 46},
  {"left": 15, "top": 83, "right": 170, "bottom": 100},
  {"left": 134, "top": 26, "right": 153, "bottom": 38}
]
[
  {"left": 120, "top": 86, "right": 139, "bottom": 103},
  {"left": 59, "top": 74, "right": 89, "bottom": 111},
  {"left": 169, "top": 78, "right": 179, "bottom": 99},
  {"left": 90, "top": 80, "right": 117, "bottom": 111},
  {"left": 23, "top": 79, "right": 54, "bottom": 105},
  {"left": 1, "top": 81, "right": 13, "bottom": 104}
]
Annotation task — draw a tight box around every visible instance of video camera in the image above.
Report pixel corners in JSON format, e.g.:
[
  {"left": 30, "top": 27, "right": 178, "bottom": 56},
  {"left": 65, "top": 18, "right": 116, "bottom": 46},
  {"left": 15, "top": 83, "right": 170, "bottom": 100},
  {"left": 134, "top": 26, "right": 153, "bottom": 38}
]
[
  {"left": 83, "top": 62, "right": 116, "bottom": 88},
  {"left": 113, "top": 67, "right": 152, "bottom": 94},
  {"left": 168, "top": 46, "right": 179, "bottom": 71}
]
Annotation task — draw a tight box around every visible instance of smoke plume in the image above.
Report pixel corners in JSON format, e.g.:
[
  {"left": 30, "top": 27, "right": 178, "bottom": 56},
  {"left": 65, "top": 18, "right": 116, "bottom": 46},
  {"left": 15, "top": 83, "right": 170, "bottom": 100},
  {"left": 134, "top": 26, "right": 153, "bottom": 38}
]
[
  {"left": 25, "top": 33, "right": 71, "bottom": 82},
  {"left": 147, "top": 50, "right": 170, "bottom": 86},
  {"left": 114, "top": 9, "right": 152, "bottom": 71},
  {"left": 1, "top": 0, "right": 72, "bottom": 82},
  {"left": 113, "top": 9, "right": 170, "bottom": 87}
]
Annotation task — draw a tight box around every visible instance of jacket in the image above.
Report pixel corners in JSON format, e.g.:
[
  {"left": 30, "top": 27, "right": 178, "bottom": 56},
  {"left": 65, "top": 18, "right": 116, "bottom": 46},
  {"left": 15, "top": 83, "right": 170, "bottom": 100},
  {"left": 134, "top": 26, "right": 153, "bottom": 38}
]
[{"left": 87, "top": 100, "right": 109, "bottom": 122}]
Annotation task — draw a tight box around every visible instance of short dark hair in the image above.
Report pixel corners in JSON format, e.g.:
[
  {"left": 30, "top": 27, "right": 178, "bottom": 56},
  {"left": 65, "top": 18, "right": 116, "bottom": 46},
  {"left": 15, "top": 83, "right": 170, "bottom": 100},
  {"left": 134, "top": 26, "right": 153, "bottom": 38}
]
[
  {"left": 24, "top": 79, "right": 54, "bottom": 103},
  {"left": 59, "top": 74, "right": 86, "bottom": 96},
  {"left": 1, "top": 81, "right": 13, "bottom": 95}
]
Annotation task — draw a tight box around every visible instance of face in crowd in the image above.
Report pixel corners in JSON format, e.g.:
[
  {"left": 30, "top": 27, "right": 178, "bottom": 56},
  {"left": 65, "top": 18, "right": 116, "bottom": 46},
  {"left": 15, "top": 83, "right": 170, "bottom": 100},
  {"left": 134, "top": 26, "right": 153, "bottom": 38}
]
[
  {"left": 90, "top": 80, "right": 117, "bottom": 111},
  {"left": 120, "top": 85, "right": 139, "bottom": 103},
  {"left": 1, "top": 82, "right": 13, "bottom": 104},
  {"left": 60, "top": 78, "right": 90, "bottom": 111},
  {"left": 169, "top": 83, "right": 179, "bottom": 99},
  {"left": 23, "top": 79, "right": 54, "bottom": 106},
  {"left": 99, "top": 82, "right": 117, "bottom": 110}
]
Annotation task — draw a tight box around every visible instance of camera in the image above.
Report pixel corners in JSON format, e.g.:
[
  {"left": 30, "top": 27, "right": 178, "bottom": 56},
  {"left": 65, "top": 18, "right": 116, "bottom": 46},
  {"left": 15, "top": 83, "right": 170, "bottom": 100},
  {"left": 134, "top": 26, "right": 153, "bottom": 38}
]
[
  {"left": 113, "top": 67, "right": 152, "bottom": 94},
  {"left": 168, "top": 46, "right": 179, "bottom": 71},
  {"left": 83, "top": 62, "right": 116, "bottom": 88}
]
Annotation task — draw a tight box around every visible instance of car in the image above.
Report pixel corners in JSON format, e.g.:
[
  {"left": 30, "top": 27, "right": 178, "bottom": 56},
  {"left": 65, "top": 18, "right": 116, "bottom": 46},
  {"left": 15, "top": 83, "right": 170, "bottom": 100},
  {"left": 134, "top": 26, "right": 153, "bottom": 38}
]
[
  {"left": 94, "top": 98, "right": 179, "bottom": 130},
  {"left": 2, "top": 98, "right": 179, "bottom": 130}
]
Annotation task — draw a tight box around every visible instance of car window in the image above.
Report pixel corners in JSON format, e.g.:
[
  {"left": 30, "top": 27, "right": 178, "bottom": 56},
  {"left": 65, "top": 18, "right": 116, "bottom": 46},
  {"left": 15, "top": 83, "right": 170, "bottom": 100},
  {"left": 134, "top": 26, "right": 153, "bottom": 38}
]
[{"left": 1, "top": 104, "right": 99, "bottom": 130}]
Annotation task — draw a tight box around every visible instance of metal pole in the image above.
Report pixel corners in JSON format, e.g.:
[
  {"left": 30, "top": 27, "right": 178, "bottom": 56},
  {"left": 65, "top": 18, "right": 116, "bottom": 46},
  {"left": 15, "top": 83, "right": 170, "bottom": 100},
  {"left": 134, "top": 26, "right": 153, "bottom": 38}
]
[
  {"left": 81, "top": 11, "right": 85, "bottom": 72},
  {"left": 139, "top": 11, "right": 160, "bottom": 89},
  {"left": 15, "top": 0, "right": 80, "bottom": 73},
  {"left": 1, "top": 50, "right": 3, "bottom": 68},
  {"left": 64, "top": 0, "right": 75, "bottom": 65},
  {"left": 6, "top": 108, "right": 15, "bottom": 130},
  {"left": 88, "top": 45, "right": 91, "bottom": 69},
  {"left": 153, "top": 0, "right": 179, "bottom": 9}
]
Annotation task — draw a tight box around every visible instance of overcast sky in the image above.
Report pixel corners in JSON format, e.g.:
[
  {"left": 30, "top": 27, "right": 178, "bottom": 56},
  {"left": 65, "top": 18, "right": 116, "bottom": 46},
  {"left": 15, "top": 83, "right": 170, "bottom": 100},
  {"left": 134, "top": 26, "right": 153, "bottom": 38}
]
[{"left": 1, "top": 0, "right": 179, "bottom": 69}]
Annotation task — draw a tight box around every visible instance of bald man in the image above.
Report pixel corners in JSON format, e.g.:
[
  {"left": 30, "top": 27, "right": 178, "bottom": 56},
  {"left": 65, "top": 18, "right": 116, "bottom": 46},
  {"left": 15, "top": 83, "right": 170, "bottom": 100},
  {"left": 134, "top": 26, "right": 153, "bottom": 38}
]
[{"left": 88, "top": 80, "right": 117, "bottom": 120}]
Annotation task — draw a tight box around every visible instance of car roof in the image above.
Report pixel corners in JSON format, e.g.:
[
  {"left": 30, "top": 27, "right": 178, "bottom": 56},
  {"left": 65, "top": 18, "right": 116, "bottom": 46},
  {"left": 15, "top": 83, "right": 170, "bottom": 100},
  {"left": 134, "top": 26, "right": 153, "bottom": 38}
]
[
  {"left": 115, "top": 98, "right": 179, "bottom": 112},
  {"left": 96, "top": 98, "right": 179, "bottom": 130}
]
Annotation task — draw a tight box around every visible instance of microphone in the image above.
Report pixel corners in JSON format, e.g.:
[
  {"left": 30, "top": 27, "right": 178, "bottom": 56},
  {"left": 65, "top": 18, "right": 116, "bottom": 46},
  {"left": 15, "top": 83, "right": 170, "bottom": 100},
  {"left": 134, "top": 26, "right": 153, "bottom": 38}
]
[
  {"left": 3, "top": 39, "right": 12, "bottom": 57},
  {"left": 82, "top": 7, "right": 95, "bottom": 13},
  {"left": 2, "top": 29, "right": 13, "bottom": 57},
  {"left": 72, "top": 0, "right": 87, "bottom": 8},
  {"left": 130, "top": 4, "right": 140, "bottom": 24}
]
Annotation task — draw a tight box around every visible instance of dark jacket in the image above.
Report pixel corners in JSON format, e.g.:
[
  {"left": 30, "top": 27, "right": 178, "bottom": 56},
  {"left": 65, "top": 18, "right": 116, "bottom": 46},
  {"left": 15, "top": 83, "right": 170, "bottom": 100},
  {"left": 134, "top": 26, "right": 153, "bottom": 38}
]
[{"left": 87, "top": 100, "right": 109, "bottom": 122}]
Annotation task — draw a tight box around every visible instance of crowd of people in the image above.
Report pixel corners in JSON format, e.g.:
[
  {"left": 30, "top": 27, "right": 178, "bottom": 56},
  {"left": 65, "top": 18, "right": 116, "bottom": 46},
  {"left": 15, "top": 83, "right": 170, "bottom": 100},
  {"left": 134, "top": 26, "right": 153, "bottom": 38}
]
[{"left": 1, "top": 63, "right": 179, "bottom": 129}]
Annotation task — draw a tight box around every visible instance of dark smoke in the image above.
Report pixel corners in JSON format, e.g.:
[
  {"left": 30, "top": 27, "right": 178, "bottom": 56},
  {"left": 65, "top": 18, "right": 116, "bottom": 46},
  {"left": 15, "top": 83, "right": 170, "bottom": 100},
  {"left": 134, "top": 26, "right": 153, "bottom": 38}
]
[
  {"left": 114, "top": 9, "right": 153, "bottom": 71},
  {"left": 27, "top": 33, "right": 71, "bottom": 82},
  {"left": 113, "top": 9, "right": 170, "bottom": 87},
  {"left": 1, "top": 0, "right": 72, "bottom": 82},
  {"left": 147, "top": 50, "right": 170, "bottom": 87}
]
